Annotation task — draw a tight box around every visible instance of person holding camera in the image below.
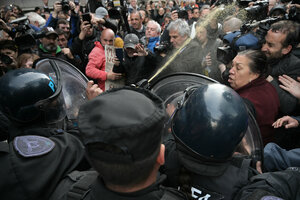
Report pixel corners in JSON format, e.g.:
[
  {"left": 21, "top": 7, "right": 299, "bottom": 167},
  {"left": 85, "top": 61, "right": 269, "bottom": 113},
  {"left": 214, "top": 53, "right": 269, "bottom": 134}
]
[
  {"left": 155, "top": 19, "right": 202, "bottom": 80},
  {"left": 45, "top": 1, "right": 74, "bottom": 28},
  {"left": 0, "top": 39, "right": 18, "bottom": 76},
  {"left": 71, "top": 9, "right": 117, "bottom": 75}
]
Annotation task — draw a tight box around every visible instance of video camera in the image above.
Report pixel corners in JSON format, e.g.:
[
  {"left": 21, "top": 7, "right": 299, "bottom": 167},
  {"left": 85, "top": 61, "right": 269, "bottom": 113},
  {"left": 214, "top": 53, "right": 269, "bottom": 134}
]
[
  {"left": 9, "top": 16, "right": 31, "bottom": 33},
  {"left": 217, "top": 6, "right": 298, "bottom": 65},
  {"left": 61, "top": 0, "right": 70, "bottom": 13},
  {"left": 154, "top": 41, "right": 172, "bottom": 54},
  {"left": 217, "top": 31, "right": 260, "bottom": 64},
  {"left": 8, "top": 16, "right": 45, "bottom": 53},
  {"left": 217, "top": 17, "right": 282, "bottom": 65},
  {"left": 244, "top": 0, "right": 269, "bottom": 20}
]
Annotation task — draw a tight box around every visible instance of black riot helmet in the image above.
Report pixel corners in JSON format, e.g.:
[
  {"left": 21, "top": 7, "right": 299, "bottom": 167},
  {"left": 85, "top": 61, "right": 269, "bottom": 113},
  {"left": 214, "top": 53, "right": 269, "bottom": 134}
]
[
  {"left": 171, "top": 83, "right": 249, "bottom": 162},
  {"left": 0, "top": 67, "right": 64, "bottom": 124}
]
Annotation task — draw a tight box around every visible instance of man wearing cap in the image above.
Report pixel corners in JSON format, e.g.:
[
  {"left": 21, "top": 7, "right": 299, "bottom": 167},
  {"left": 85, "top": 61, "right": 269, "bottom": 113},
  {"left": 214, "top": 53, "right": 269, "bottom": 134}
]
[
  {"left": 113, "top": 33, "right": 159, "bottom": 85},
  {"left": 85, "top": 28, "right": 123, "bottom": 91},
  {"left": 38, "top": 27, "right": 78, "bottom": 66},
  {"left": 51, "top": 87, "right": 188, "bottom": 200},
  {"left": 94, "top": 6, "right": 118, "bottom": 33},
  {"left": 95, "top": 6, "right": 108, "bottom": 19}
]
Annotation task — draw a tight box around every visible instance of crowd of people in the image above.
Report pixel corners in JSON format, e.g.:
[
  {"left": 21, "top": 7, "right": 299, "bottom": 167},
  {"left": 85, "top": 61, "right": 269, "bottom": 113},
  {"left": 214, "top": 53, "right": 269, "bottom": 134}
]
[{"left": 1, "top": 0, "right": 300, "bottom": 199}]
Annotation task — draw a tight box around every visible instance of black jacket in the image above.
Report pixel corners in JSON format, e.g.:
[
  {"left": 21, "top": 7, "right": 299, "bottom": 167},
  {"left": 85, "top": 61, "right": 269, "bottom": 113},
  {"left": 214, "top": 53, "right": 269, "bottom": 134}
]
[
  {"left": 269, "top": 53, "right": 300, "bottom": 115},
  {"left": 163, "top": 137, "right": 257, "bottom": 200},
  {"left": 0, "top": 127, "right": 87, "bottom": 200},
  {"left": 71, "top": 27, "right": 101, "bottom": 74},
  {"left": 51, "top": 172, "right": 188, "bottom": 200},
  {"left": 85, "top": 175, "right": 187, "bottom": 200},
  {"left": 129, "top": 26, "right": 146, "bottom": 39},
  {"left": 234, "top": 167, "right": 300, "bottom": 200},
  {"left": 114, "top": 51, "right": 159, "bottom": 85}
]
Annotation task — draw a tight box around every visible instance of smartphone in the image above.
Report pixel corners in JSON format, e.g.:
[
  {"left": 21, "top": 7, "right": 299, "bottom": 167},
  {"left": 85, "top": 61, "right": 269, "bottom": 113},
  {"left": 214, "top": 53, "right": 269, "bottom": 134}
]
[
  {"left": 115, "top": 48, "right": 124, "bottom": 63},
  {"left": 82, "top": 13, "right": 91, "bottom": 23}
]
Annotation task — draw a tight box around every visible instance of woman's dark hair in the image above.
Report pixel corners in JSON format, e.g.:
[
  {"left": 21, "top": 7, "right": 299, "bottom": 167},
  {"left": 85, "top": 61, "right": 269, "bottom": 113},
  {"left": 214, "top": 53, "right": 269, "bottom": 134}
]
[
  {"left": 237, "top": 50, "right": 268, "bottom": 77},
  {"left": 0, "top": 40, "right": 18, "bottom": 52}
]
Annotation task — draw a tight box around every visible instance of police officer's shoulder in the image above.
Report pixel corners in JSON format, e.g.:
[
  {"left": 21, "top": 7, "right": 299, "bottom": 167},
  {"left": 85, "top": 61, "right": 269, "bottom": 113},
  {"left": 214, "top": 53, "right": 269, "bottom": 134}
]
[
  {"left": 13, "top": 135, "right": 55, "bottom": 158},
  {"left": 231, "top": 155, "right": 260, "bottom": 177}
]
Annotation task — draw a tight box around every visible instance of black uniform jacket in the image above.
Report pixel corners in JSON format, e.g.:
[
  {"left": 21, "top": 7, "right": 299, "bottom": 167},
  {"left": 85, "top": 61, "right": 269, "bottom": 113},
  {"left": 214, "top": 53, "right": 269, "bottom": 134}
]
[
  {"left": 0, "top": 127, "right": 86, "bottom": 200},
  {"left": 163, "top": 137, "right": 256, "bottom": 200},
  {"left": 85, "top": 175, "right": 188, "bottom": 200}
]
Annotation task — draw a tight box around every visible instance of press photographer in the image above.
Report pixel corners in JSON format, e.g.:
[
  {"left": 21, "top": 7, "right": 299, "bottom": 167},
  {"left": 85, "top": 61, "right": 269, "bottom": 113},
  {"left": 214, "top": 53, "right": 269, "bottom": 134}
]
[{"left": 0, "top": 40, "right": 18, "bottom": 77}]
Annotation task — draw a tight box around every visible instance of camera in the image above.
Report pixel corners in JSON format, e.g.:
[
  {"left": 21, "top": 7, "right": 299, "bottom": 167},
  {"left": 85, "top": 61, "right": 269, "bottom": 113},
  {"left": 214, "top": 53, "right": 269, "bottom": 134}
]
[
  {"left": 0, "top": 54, "right": 13, "bottom": 76},
  {"left": 244, "top": 0, "right": 269, "bottom": 20},
  {"left": 15, "top": 31, "right": 45, "bottom": 52},
  {"left": 82, "top": 12, "right": 91, "bottom": 23},
  {"left": 61, "top": 0, "right": 70, "bottom": 13},
  {"left": 217, "top": 31, "right": 260, "bottom": 64},
  {"left": 217, "top": 14, "right": 287, "bottom": 65},
  {"left": 154, "top": 41, "right": 172, "bottom": 54},
  {"left": 8, "top": 16, "right": 46, "bottom": 52},
  {"left": 0, "top": 54, "right": 13, "bottom": 65},
  {"left": 9, "top": 16, "right": 30, "bottom": 33}
]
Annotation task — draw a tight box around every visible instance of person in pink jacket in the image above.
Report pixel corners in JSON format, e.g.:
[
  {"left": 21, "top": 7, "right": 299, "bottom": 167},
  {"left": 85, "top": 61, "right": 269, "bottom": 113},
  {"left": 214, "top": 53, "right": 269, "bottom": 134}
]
[{"left": 85, "top": 28, "right": 122, "bottom": 91}]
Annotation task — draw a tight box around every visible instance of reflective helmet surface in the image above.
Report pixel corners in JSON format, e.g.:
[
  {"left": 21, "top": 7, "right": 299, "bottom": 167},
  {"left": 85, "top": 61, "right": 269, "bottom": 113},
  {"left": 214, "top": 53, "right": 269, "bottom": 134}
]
[
  {"left": 172, "top": 83, "right": 249, "bottom": 161},
  {"left": 0, "top": 68, "right": 57, "bottom": 123},
  {"left": 34, "top": 58, "right": 89, "bottom": 120}
]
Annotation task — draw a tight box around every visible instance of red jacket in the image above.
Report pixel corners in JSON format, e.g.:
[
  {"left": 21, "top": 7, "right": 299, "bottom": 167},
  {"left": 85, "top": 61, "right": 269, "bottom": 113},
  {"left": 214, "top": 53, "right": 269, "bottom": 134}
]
[
  {"left": 236, "top": 76, "right": 280, "bottom": 145},
  {"left": 86, "top": 41, "right": 107, "bottom": 91}
]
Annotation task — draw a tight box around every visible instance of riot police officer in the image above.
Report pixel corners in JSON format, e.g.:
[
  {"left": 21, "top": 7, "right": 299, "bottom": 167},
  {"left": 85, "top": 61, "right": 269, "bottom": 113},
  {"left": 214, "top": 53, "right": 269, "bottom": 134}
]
[
  {"left": 0, "top": 68, "right": 88, "bottom": 200},
  {"left": 50, "top": 87, "right": 188, "bottom": 200},
  {"left": 162, "top": 84, "right": 260, "bottom": 200},
  {"left": 163, "top": 83, "right": 300, "bottom": 200}
]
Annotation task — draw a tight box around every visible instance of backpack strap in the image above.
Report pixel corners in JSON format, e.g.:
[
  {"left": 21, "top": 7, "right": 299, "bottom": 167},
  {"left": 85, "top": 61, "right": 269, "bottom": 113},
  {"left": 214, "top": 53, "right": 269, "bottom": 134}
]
[
  {"left": 161, "top": 187, "right": 188, "bottom": 200},
  {"left": 67, "top": 170, "right": 98, "bottom": 200}
]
